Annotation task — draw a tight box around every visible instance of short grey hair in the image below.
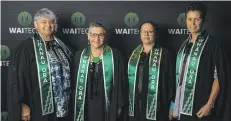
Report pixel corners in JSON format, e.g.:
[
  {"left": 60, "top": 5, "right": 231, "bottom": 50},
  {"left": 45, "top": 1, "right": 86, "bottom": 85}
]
[
  {"left": 88, "top": 21, "right": 106, "bottom": 34},
  {"left": 34, "top": 8, "right": 58, "bottom": 31}
]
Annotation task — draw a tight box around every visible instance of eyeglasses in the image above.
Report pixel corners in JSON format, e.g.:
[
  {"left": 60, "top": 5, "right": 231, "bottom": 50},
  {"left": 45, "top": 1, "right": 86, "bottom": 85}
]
[
  {"left": 89, "top": 33, "right": 105, "bottom": 39},
  {"left": 140, "top": 30, "right": 155, "bottom": 35}
]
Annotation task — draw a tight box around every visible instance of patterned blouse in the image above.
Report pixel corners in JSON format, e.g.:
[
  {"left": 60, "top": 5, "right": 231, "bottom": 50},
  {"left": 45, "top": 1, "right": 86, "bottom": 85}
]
[{"left": 46, "top": 40, "right": 71, "bottom": 117}]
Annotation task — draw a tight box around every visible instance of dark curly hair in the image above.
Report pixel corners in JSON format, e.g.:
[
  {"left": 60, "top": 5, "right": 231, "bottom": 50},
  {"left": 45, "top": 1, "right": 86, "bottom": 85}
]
[
  {"left": 185, "top": 3, "right": 207, "bottom": 23},
  {"left": 138, "top": 21, "right": 159, "bottom": 38}
]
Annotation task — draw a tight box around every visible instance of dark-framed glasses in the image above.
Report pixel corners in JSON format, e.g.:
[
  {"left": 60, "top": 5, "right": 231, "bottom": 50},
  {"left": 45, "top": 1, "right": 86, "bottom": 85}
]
[
  {"left": 89, "top": 32, "right": 105, "bottom": 39},
  {"left": 140, "top": 30, "right": 155, "bottom": 35}
]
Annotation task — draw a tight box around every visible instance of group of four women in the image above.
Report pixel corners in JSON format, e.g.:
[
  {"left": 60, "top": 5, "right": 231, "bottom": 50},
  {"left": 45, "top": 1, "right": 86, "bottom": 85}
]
[{"left": 7, "top": 2, "right": 230, "bottom": 121}]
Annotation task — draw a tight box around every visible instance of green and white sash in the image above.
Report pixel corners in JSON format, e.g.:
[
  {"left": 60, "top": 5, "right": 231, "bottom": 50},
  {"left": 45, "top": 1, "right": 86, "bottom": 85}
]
[
  {"left": 176, "top": 35, "right": 209, "bottom": 115},
  {"left": 128, "top": 44, "right": 162, "bottom": 120},
  {"left": 74, "top": 45, "right": 114, "bottom": 121},
  {"left": 32, "top": 33, "right": 54, "bottom": 115},
  {"left": 32, "top": 32, "right": 72, "bottom": 115}
]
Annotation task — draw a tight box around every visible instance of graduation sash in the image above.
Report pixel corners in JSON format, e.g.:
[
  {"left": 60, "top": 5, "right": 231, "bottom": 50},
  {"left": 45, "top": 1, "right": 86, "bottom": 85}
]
[
  {"left": 74, "top": 45, "right": 114, "bottom": 121},
  {"left": 128, "top": 44, "right": 162, "bottom": 120},
  {"left": 176, "top": 35, "right": 209, "bottom": 115},
  {"left": 32, "top": 33, "right": 54, "bottom": 115},
  {"left": 32, "top": 32, "right": 72, "bottom": 115}
]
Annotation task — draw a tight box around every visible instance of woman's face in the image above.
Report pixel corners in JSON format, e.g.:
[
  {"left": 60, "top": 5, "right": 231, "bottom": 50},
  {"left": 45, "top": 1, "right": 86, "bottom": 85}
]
[
  {"left": 186, "top": 10, "right": 203, "bottom": 34},
  {"left": 88, "top": 27, "right": 105, "bottom": 49},
  {"left": 34, "top": 16, "right": 55, "bottom": 37},
  {"left": 140, "top": 23, "right": 155, "bottom": 45}
]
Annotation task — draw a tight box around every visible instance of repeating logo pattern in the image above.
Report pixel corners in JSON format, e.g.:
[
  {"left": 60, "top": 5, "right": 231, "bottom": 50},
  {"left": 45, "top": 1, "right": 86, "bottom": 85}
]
[
  {"left": 71, "top": 12, "right": 86, "bottom": 27},
  {"left": 177, "top": 13, "right": 186, "bottom": 27},
  {"left": 1, "top": 45, "right": 11, "bottom": 60},
  {"left": 1, "top": 111, "right": 8, "bottom": 121},
  {"left": 18, "top": 11, "right": 32, "bottom": 26},
  {"left": 124, "top": 12, "right": 139, "bottom": 27}
]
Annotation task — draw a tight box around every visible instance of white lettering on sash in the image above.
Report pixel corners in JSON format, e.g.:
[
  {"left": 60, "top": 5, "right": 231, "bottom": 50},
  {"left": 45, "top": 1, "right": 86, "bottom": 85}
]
[
  {"left": 153, "top": 49, "right": 159, "bottom": 58},
  {"left": 151, "top": 74, "right": 156, "bottom": 90},
  {"left": 41, "top": 56, "right": 45, "bottom": 60},
  {"left": 152, "top": 64, "right": 157, "bottom": 71},
  {"left": 39, "top": 51, "right": 44, "bottom": 56},
  {"left": 151, "top": 85, "right": 155, "bottom": 90},
  {"left": 191, "top": 57, "right": 196, "bottom": 66},
  {"left": 197, "top": 42, "right": 201, "bottom": 47},
  {"left": 154, "top": 49, "right": 159, "bottom": 52},
  {"left": 195, "top": 47, "right": 199, "bottom": 52},
  {"left": 79, "top": 90, "right": 83, "bottom": 97},
  {"left": 83, "top": 59, "right": 87, "bottom": 64},
  {"left": 80, "top": 78, "right": 84, "bottom": 83},
  {"left": 151, "top": 75, "right": 156, "bottom": 79},
  {"left": 198, "top": 39, "right": 203, "bottom": 43},
  {"left": 152, "top": 54, "right": 158, "bottom": 72},
  {"left": 80, "top": 73, "right": 84, "bottom": 78},
  {"left": 78, "top": 55, "right": 88, "bottom": 100},
  {"left": 43, "top": 78, "right": 48, "bottom": 83},
  {"left": 42, "top": 68, "right": 48, "bottom": 83},
  {"left": 80, "top": 70, "right": 84, "bottom": 73},
  {"left": 153, "top": 56, "right": 158, "bottom": 63},
  {"left": 78, "top": 95, "right": 82, "bottom": 100},
  {"left": 37, "top": 40, "right": 46, "bottom": 65},
  {"left": 43, "top": 73, "right": 47, "bottom": 78},
  {"left": 193, "top": 52, "right": 198, "bottom": 56},
  {"left": 42, "top": 68, "right": 46, "bottom": 72},
  {"left": 188, "top": 69, "right": 194, "bottom": 84},
  {"left": 41, "top": 60, "right": 45, "bottom": 64},
  {"left": 81, "top": 63, "right": 85, "bottom": 69},
  {"left": 84, "top": 55, "right": 88, "bottom": 60},
  {"left": 37, "top": 41, "right": 43, "bottom": 47},
  {"left": 150, "top": 50, "right": 159, "bottom": 90},
  {"left": 79, "top": 86, "right": 83, "bottom": 91},
  {"left": 78, "top": 86, "right": 84, "bottom": 100},
  {"left": 39, "top": 46, "right": 43, "bottom": 52},
  {"left": 151, "top": 78, "right": 155, "bottom": 90}
]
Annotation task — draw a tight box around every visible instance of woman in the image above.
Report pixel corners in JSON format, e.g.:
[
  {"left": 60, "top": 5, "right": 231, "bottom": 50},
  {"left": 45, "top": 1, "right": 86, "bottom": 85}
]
[
  {"left": 173, "top": 3, "right": 229, "bottom": 121},
  {"left": 7, "top": 8, "right": 72, "bottom": 121},
  {"left": 72, "top": 21, "right": 125, "bottom": 121},
  {"left": 127, "top": 21, "right": 175, "bottom": 121}
]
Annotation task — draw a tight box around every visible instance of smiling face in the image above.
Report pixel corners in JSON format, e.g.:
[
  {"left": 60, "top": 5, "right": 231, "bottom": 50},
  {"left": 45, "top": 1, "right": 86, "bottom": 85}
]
[
  {"left": 88, "top": 27, "right": 105, "bottom": 49},
  {"left": 34, "top": 16, "right": 55, "bottom": 37},
  {"left": 186, "top": 10, "right": 203, "bottom": 34}
]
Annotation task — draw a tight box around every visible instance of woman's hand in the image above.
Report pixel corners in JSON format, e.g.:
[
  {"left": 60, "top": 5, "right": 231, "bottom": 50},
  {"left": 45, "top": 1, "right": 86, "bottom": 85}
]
[
  {"left": 196, "top": 103, "right": 213, "bottom": 118},
  {"left": 169, "top": 109, "right": 174, "bottom": 121},
  {"left": 21, "top": 104, "right": 31, "bottom": 121}
]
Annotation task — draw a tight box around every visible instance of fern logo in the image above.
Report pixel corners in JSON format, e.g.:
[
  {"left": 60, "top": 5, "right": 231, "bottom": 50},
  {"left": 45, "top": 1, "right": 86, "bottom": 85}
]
[
  {"left": 177, "top": 13, "right": 186, "bottom": 27},
  {"left": 18, "top": 11, "right": 32, "bottom": 26},
  {"left": 1, "top": 45, "right": 11, "bottom": 60},
  {"left": 71, "top": 12, "right": 86, "bottom": 27},
  {"left": 1, "top": 111, "right": 8, "bottom": 121},
  {"left": 124, "top": 12, "right": 139, "bottom": 27}
]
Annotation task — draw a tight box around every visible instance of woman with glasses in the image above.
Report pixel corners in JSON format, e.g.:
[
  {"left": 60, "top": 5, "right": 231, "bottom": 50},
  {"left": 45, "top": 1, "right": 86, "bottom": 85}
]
[
  {"left": 127, "top": 21, "right": 175, "bottom": 121},
  {"left": 72, "top": 21, "right": 125, "bottom": 121}
]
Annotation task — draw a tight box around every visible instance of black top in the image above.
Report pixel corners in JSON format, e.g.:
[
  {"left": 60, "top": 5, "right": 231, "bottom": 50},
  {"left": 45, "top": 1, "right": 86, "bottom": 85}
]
[
  {"left": 72, "top": 47, "right": 125, "bottom": 121},
  {"left": 178, "top": 31, "right": 229, "bottom": 121},
  {"left": 86, "top": 61, "right": 106, "bottom": 121},
  {"left": 7, "top": 38, "right": 72, "bottom": 121},
  {"left": 128, "top": 46, "right": 176, "bottom": 121}
]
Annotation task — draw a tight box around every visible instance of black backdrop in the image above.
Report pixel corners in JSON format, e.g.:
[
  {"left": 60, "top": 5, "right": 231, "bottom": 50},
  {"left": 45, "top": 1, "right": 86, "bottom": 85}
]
[{"left": 1, "top": 1, "right": 231, "bottom": 120}]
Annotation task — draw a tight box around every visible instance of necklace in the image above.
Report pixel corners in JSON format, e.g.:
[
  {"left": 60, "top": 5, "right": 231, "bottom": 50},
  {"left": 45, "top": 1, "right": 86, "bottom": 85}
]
[
  {"left": 92, "top": 56, "right": 100, "bottom": 63},
  {"left": 91, "top": 51, "right": 101, "bottom": 63}
]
